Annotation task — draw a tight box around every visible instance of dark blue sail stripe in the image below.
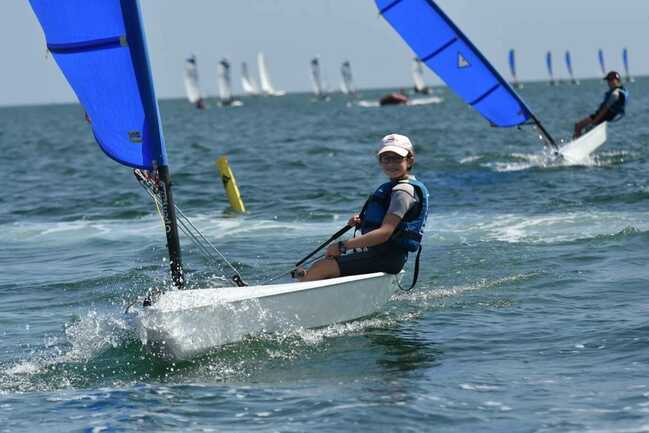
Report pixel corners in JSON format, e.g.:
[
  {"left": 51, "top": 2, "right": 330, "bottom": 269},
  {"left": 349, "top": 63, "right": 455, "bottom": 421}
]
[
  {"left": 48, "top": 36, "right": 124, "bottom": 54},
  {"left": 469, "top": 84, "right": 500, "bottom": 106},
  {"left": 379, "top": 0, "right": 403, "bottom": 15},
  {"left": 420, "top": 37, "right": 458, "bottom": 63}
]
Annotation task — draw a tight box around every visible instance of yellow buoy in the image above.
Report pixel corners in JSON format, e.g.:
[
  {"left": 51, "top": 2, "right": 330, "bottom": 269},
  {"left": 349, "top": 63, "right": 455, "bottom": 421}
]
[{"left": 215, "top": 155, "right": 246, "bottom": 213}]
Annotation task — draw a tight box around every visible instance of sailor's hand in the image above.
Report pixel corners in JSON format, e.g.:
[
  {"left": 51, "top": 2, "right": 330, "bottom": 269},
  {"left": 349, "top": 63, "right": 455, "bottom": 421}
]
[
  {"left": 326, "top": 243, "right": 341, "bottom": 258},
  {"left": 348, "top": 214, "right": 362, "bottom": 227}
]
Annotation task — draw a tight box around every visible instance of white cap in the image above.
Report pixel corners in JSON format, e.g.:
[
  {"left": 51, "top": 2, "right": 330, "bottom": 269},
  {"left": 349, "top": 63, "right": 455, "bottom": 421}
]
[{"left": 377, "top": 134, "right": 414, "bottom": 157}]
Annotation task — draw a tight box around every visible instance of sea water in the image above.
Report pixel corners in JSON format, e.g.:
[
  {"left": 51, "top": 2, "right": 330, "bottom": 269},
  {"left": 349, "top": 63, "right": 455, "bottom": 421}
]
[{"left": 1, "top": 79, "right": 648, "bottom": 432}]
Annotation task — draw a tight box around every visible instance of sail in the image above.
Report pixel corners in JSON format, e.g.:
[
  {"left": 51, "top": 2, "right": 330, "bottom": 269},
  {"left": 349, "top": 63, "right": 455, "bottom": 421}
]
[
  {"left": 257, "top": 52, "right": 276, "bottom": 95},
  {"left": 241, "top": 61, "right": 259, "bottom": 95},
  {"left": 340, "top": 60, "right": 355, "bottom": 95},
  {"left": 28, "top": 0, "right": 168, "bottom": 170},
  {"left": 508, "top": 49, "right": 517, "bottom": 83},
  {"left": 184, "top": 55, "right": 203, "bottom": 105},
  {"left": 217, "top": 58, "right": 233, "bottom": 102},
  {"left": 310, "top": 56, "right": 324, "bottom": 96},
  {"left": 376, "top": 0, "right": 534, "bottom": 128},
  {"left": 564, "top": 50, "right": 574, "bottom": 79},
  {"left": 622, "top": 48, "right": 632, "bottom": 81},
  {"left": 546, "top": 51, "right": 555, "bottom": 83},
  {"left": 598, "top": 49, "right": 606, "bottom": 75},
  {"left": 411, "top": 58, "right": 428, "bottom": 93}
]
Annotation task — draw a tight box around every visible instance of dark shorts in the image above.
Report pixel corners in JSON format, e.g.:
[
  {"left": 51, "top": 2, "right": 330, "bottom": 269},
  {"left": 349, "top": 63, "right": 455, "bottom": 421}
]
[{"left": 334, "top": 246, "right": 408, "bottom": 277}]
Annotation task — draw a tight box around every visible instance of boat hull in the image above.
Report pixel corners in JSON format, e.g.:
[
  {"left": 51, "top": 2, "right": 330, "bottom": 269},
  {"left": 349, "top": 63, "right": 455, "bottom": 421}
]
[
  {"left": 135, "top": 272, "right": 400, "bottom": 360},
  {"left": 559, "top": 121, "right": 607, "bottom": 163}
]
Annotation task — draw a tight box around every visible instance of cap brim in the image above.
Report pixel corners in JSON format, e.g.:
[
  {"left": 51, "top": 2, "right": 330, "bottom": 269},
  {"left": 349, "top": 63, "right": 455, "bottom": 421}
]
[{"left": 378, "top": 145, "right": 409, "bottom": 157}]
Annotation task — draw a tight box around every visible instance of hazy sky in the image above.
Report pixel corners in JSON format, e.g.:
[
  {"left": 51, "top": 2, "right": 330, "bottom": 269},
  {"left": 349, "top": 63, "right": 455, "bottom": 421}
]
[{"left": 1, "top": 0, "right": 646, "bottom": 106}]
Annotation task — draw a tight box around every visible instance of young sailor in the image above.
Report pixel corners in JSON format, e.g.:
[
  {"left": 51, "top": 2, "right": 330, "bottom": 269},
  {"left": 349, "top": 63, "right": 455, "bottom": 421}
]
[
  {"left": 297, "top": 134, "right": 429, "bottom": 282},
  {"left": 573, "top": 71, "right": 628, "bottom": 138}
]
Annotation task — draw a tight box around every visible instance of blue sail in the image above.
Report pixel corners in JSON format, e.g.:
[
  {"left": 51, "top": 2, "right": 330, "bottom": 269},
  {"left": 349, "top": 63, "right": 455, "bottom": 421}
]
[
  {"left": 546, "top": 51, "right": 554, "bottom": 80},
  {"left": 622, "top": 48, "right": 630, "bottom": 77},
  {"left": 28, "top": 0, "right": 167, "bottom": 170},
  {"left": 508, "top": 49, "right": 517, "bottom": 80},
  {"left": 565, "top": 50, "right": 574, "bottom": 78},
  {"left": 598, "top": 49, "right": 606, "bottom": 75},
  {"left": 376, "top": 0, "right": 533, "bottom": 127}
]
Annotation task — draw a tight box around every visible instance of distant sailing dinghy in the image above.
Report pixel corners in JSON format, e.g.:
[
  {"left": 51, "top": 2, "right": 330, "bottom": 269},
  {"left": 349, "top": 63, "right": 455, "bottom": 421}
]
[
  {"left": 29, "top": 0, "right": 399, "bottom": 360},
  {"left": 546, "top": 51, "right": 557, "bottom": 86},
  {"left": 184, "top": 54, "right": 206, "bottom": 109},
  {"left": 375, "top": 0, "right": 606, "bottom": 161},
  {"left": 310, "top": 56, "right": 329, "bottom": 101},
  {"left": 257, "top": 52, "right": 286, "bottom": 96},
  {"left": 622, "top": 48, "right": 635, "bottom": 83},
  {"left": 564, "top": 50, "right": 580, "bottom": 85},
  {"left": 508, "top": 49, "right": 523, "bottom": 89},
  {"left": 240, "top": 61, "right": 259, "bottom": 96},
  {"left": 217, "top": 58, "right": 242, "bottom": 107},
  {"left": 598, "top": 49, "right": 606, "bottom": 77},
  {"left": 340, "top": 60, "right": 357, "bottom": 96},
  {"left": 412, "top": 58, "right": 431, "bottom": 94}
]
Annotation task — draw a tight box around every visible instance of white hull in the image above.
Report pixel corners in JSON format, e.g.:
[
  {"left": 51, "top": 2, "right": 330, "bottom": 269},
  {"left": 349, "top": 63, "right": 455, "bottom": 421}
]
[
  {"left": 135, "top": 272, "right": 400, "bottom": 360},
  {"left": 559, "top": 122, "right": 607, "bottom": 163}
]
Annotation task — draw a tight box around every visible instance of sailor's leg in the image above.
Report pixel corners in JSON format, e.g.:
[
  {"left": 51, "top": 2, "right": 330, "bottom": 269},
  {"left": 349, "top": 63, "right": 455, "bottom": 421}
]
[{"left": 298, "top": 257, "right": 341, "bottom": 282}]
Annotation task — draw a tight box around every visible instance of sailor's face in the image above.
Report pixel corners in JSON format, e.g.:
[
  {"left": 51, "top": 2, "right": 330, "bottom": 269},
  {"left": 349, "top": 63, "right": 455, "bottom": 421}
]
[
  {"left": 379, "top": 151, "right": 410, "bottom": 179},
  {"left": 607, "top": 78, "right": 620, "bottom": 89}
]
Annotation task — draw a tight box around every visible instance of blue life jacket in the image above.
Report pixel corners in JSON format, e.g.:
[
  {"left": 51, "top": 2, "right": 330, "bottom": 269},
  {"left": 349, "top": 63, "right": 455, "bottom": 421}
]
[
  {"left": 596, "top": 86, "right": 628, "bottom": 122},
  {"left": 359, "top": 178, "right": 429, "bottom": 252}
]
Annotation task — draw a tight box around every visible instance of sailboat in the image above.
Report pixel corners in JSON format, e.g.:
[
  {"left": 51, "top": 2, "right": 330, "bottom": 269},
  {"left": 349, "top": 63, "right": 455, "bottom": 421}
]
[
  {"left": 622, "top": 48, "right": 635, "bottom": 83},
  {"left": 412, "top": 58, "right": 431, "bottom": 94},
  {"left": 598, "top": 49, "right": 606, "bottom": 76},
  {"left": 29, "top": 0, "right": 400, "bottom": 360},
  {"left": 508, "top": 49, "right": 523, "bottom": 89},
  {"left": 546, "top": 51, "right": 557, "bottom": 86},
  {"left": 564, "top": 50, "right": 580, "bottom": 85},
  {"left": 257, "top": 52, "right": 286, "bottom": 96},
  {"left": 216, "top": 58, "right": 242, "bottom": 107},
  {"left": 309, "top": 56, "right": 329, "bottom": 100},
  {"left": 184, "top": 54, "right": 206, "bottom": 109},
  {"left": 375, "top": 0, "right": 607, "bottom": 162},
  {"left": 240, "top": 61, "right": 259, "bottom": 96},
  {"left": 340, "top": 60, "right": 357, "bottom": 96}
]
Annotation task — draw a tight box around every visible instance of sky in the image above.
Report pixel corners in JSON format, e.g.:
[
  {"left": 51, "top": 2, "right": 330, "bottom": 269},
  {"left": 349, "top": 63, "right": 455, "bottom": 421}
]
[{"left": 1, "top": 0, "right": 646, "bottom": 106}]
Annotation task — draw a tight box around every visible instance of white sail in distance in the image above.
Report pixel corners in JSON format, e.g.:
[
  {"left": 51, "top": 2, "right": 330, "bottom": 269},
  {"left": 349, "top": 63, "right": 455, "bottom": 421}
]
[
  {"left": 240, "top": 61, "right": 259, "bottom": 96},
  {"left": 340, "top": 60, "right": 355, "bottom": 95},
  {"left": 257, "top": 52, "right": 285, "bottom": 96},
  {"left": 184, "top": 55, "right": 204, "bottom": 107},
  {"left": 310, "top": 56, "right": 324, "bottom": 97},
  {"left": 217, "top": 58, "right": 233, "bottom": 103},
  {"left": 412, "top": 58, "right": 430, "bottom": 93}
]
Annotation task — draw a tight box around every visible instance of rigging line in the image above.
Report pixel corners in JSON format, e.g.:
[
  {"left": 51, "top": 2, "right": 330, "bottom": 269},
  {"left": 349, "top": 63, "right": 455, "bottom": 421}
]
[
  {"left": 136, "top": 177, "right": 241, "bottom": 281},
  {"left": 261, "top": 253, "right": 325, "bottom": 285}
]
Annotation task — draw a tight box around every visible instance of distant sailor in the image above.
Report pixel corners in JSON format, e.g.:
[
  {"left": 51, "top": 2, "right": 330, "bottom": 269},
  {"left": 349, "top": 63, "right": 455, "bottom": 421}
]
[
  {"left": 573, "top": 71, "right": 627, "bottom": 138},
  {"left": 297, "top": 134, "right": 429, "bottom": 282}
]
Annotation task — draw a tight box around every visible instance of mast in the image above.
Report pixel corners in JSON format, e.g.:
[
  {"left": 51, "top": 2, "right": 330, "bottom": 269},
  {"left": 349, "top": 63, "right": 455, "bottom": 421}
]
[{"left": 121, "top": 0, "right": 184, "bottom": 289}]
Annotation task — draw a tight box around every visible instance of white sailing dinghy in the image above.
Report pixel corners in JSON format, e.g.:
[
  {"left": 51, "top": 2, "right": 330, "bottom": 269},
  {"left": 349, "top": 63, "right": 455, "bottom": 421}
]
[
  {"left": 412, "top": 58, "right": 431, "bottom": 94},
  {"left": 340, "top": 60, "right": 357, "bottom": 96},
  {"left": 217, "top": 58, "right": 242, "bottom": 107},
  {"left": 558, "top": 122, "right": 607, "bottom": 164},
  {"left": 184, "top": 54, "right": 207, "bottom": 109},
  {"left": 29, "top": 0, "right": 400, "bottom": 360},
  {"left": 375, "top": 0, "right": 605, "bottom": 160},
  {"left": 309, "top": 56, "right": 329, "bottom": 100},
  {"left": 257, "top": 52, "right": 286, "bottom": 96},
  {"left": 240, "top": 61, "right": 259, "bottom": 96}
]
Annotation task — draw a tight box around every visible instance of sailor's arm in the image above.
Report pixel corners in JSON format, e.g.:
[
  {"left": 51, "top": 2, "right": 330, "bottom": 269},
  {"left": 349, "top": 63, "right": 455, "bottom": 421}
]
[{"left": 326, "top": 214, "right": 401, "bottom": 256}]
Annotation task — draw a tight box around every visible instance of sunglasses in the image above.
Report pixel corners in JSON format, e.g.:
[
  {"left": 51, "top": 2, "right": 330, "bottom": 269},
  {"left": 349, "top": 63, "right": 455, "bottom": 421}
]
[{"left": 379, "top": 154, "right": 407, "bottom": 164}]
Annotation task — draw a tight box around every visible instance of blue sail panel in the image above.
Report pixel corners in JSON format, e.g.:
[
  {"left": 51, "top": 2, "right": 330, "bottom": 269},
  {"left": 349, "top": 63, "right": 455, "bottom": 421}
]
[
  {"left": 508, "top": 49, "right": 516, "bottom": 79},
  {"left": 377, "top": 0, "right": 531, "bottom": 127},
  {"left": 28, "top": 0, "right": 167, "bottom": 170},
  {"left": 598, "top": 49, "right": 606, "bottom": 75},
  {"left": 565, "top": 51, "right": 574, "bottom": 77}
]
